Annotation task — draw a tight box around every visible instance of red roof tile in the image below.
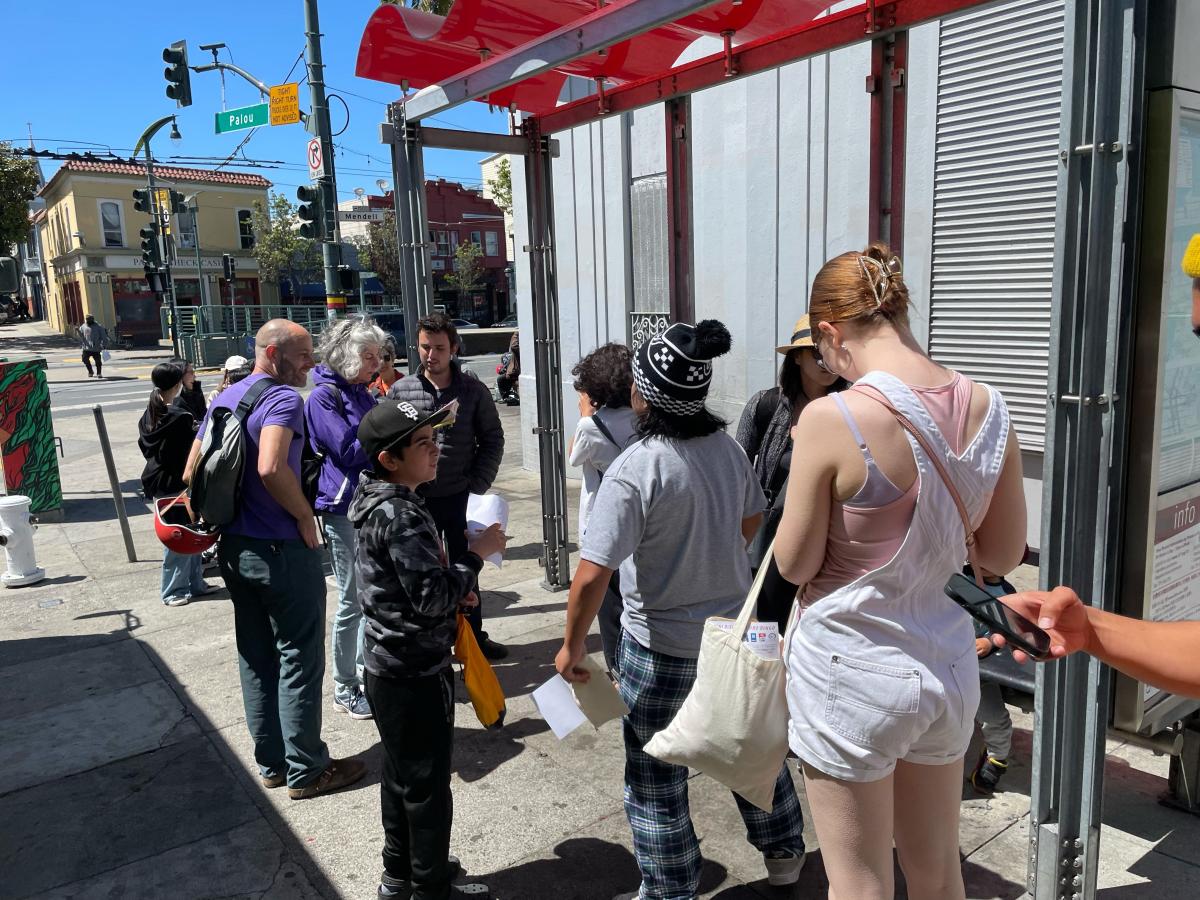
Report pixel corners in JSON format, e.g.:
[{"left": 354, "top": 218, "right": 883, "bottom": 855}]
[{"left": 48, "top": 160, "right": 271, "bottom": 190}]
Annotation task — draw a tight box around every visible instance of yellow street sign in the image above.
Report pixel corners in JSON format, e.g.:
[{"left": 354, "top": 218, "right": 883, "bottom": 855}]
[
  {"left": 153, "top": 188, "right": 173, "bottom": 235},
  {"left": 269, "top": 82, "right": 301, "bottom": 126}
]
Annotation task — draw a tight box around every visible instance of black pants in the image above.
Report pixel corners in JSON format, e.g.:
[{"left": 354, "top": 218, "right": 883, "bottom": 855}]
[
  {"left": 82, "top": 351, "right": 102, "bottom": 376},
  {"left": 598, "top": 569, "right": 623, "bottom": 675},
  {"left": 366, "top": 670, "right": 455, "bottom": 899},
  {"left": 424, "top": 491, "right": 483, "bottom": 636}
]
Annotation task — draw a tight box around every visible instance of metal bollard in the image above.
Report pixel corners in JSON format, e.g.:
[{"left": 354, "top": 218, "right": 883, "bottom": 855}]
[
  {"left": 92, "top": 405, "right": 138, "bottom": 563},
  {"left": 0, "top": 495, "right": 46, "bottom": 587}
]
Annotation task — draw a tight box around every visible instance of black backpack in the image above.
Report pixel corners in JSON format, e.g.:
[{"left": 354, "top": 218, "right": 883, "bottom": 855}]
[
  {"left": 300, "top": 384, "right": 338, "bottom": 507},
  {"left": 190, "top": 378, "right": 276, "bottom": 526}
]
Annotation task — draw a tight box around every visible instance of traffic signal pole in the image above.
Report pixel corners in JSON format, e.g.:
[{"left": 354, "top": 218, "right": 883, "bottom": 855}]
[{"left": 303, "top": 0, "right": 344, "bottom": 317}]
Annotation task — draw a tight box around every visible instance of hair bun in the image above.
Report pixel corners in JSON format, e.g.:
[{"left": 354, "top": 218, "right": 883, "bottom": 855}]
[{"left": 692, "top": 319, "right": 732, "bottom": 360}]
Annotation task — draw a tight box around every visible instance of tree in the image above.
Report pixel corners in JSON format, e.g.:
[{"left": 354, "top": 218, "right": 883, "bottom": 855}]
[
  {"left": 0, "top": 144, "right": 40, "bottom": 251},
  {"left": 486, "top": 157, "right": 512, "bottom": 215},
  {"left": 404, "top": 0, "right": 454, "bottom": 14},
  {"left": 250, "top": 192, "right": 321, "bottom": 303},
  {"left": 444, "top": 240, "right": 485, "bottom": 297},
  {"left": 352, "top": 211, "right": 404, "bottom": 297}
]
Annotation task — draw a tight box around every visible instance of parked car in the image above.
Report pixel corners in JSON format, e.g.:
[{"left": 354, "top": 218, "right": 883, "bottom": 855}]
[
  {"left": 370, "top": 311, "right": 407, "bottom": 349},
  {"left": 499, "top": 314, "right": 518, "bottom": 328},
  {"left": 450, "top": 318, "right": 479, "bottom": 330}
]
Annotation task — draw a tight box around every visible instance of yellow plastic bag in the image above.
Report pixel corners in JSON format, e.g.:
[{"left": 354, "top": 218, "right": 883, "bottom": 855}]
[{"left": 453, "top": 613, "right": 507, "bottom": 729}]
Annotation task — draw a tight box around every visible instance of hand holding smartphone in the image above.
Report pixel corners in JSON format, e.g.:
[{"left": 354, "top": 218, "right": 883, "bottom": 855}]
[{"left": 944, "top": 573, "right": 1053, "bottom": 660}]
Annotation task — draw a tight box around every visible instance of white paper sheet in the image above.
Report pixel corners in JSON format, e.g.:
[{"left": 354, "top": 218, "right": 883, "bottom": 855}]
[
  {"left": 466, "top": 493, "right": 510, "bottom": 568},
  {"left": 531, "top": 674, "right": 589, "bottom": 739}
]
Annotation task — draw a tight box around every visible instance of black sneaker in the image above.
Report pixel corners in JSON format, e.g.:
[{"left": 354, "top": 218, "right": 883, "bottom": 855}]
[
  {"left": 378, "top": 857, "right": 466, "bottom": 900},
  {"left": 970, "top": 752, "right": 1008, "bottom": 794},
  {"left": 479, "top": 637, "right": 509, "bottom": 661}
]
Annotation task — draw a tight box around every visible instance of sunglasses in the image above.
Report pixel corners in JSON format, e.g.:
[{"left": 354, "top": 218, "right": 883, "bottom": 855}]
[{"left": 810, "top": 344, "right": 832, "bottom": 374}]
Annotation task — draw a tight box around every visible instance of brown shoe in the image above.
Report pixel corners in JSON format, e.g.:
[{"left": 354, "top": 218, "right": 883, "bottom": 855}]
[
  {"left": 288, "top": 757, "right": 367, "bottom": 800},
  {"left": 261, "top": 773, "right": 286, "bottom": 789}
]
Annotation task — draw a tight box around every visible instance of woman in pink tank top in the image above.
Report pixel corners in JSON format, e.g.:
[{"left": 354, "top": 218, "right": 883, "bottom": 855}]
[{"left": 773, "top": 243, "right": 1027, "bottom": 900}]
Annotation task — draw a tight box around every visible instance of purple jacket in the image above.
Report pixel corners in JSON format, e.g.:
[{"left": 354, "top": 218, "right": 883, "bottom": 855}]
[{"left": 304, "top": 364, "right": 378, "bottom": 516}]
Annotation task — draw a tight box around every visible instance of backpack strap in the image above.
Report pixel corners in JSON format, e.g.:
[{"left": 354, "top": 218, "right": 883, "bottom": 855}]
[
  {"left": 233, "top": 376, "right": 276, "bottom": 421},
  {"left": 754, "top": 387, "right": 782, "bottom": 438}
]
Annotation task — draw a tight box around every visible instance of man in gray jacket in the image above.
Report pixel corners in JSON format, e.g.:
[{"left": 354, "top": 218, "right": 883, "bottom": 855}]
[
  {"left": 388, "top": 313, "right": 507, "bottom": 659},
  {"left": 78, "top": 315, "right": 108, "bottom": 378}
]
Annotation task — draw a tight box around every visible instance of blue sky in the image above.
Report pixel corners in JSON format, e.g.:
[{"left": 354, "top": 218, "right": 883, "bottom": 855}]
[{"left": 0, "top": 1, "right": 509, "bottom": 201}]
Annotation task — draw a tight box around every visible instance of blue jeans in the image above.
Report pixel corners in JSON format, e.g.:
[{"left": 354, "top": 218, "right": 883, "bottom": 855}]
[
  {"left": 218, "top": 533, "right": 331, "bottom": 788},
  {"left": 161, "top": 547, "right": 206, "bottom": 603},
  {"left": 323, "top": 514, "right": 364, "bottom": 696}
]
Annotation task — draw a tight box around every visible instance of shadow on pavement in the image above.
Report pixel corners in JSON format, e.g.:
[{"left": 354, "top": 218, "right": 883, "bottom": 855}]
[{"left": 0, "top": 624, "right": 346, "bottom": 898}]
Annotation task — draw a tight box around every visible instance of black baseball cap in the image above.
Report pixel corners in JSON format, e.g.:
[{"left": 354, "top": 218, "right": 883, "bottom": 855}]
[{"left": 358, "top": 400, "right": 454, "bottom": 462}]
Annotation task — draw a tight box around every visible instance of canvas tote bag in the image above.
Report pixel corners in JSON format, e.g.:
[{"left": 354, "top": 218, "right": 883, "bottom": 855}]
[{"left": 643, "top": 542, "right": 790, "bottom": 812}]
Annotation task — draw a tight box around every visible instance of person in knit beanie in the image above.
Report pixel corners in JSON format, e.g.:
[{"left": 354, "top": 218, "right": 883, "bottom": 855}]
[{"left": 555, "top": 319, "right": 808, "bottom": 900}]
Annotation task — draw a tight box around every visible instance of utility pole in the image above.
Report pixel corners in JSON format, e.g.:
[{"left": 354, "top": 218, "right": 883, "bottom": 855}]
[
  {"left": 303, "top": 0, "right": 343, "bottom": 318},
  {"left": 134, "top": 115, "right": 183, "bottom": 359}
]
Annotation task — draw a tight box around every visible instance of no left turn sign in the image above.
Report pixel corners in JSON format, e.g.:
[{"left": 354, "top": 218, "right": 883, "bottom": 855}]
[{"left": 307, "top": 139, "right": 323, "bottom": 179}]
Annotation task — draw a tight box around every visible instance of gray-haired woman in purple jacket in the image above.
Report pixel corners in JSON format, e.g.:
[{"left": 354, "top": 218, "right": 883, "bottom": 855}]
[{"left": 304, "top": 316, "right": 385, "bottom": 720}]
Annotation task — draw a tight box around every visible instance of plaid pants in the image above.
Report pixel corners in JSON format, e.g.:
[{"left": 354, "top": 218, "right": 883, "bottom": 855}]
[{"left": 618, "top": 633, "right": 805, "bottom": 900}]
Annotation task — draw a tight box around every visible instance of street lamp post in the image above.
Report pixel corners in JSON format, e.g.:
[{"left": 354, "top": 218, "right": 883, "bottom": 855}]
[
  {"left": 134, "top": 115, "right": 183, "bottom": 358},
  {"left": 183, "top": 193, "right": 206, "bottom": 306}
]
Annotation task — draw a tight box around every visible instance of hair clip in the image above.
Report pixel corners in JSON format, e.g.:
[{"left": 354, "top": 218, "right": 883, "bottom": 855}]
[{"left": 857, "top": 256, "right": 887, "bottom": 307}]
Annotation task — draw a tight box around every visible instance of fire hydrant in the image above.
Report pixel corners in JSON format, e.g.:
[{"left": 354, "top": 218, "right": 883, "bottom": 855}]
[{"left": 0, "top": 495, "right": 46, "bottom": 587}]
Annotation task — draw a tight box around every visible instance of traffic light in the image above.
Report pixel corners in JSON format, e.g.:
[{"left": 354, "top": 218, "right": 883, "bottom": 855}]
[
  {"left": 337, "top": 265, "right": 358, "bottom": 294},
  {"left": 140, "top": 224, "right": 161, "bottom": 269},
  {"left": 163, "top": 41, "right": 192, "bottom": 108},
  {"left": 296, "top": 184, "right": 325, "bottom": 241},
  {"left": 169, "top": 190, "right": 186, "bottom": 214},
  {"left": 222, "top": 254, "right": 237, "bottom": 281},
  {"left": 132, "top": 188, "right": 152, "bottom": 214}
]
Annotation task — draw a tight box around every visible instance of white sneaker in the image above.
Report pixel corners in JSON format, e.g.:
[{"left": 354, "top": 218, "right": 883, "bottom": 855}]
[
  {"left": 764, "top": 849, "right": 806, "bottom": 886},
  {"left": 164, "top": 595, "right": 190, "bottom": 608},
  {"left": 611, "top": 891, "right": 641, "bottom": 900}
]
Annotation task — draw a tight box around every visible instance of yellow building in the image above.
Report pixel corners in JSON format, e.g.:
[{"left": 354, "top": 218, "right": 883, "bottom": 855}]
[{"left": 36, "top": 161, "right": 274, "bottom": 345}]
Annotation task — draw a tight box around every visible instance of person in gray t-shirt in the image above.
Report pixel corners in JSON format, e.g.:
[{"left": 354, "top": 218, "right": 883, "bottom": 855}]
[{"left": 554, "top": 320, "right": 807, "bottom": 900}]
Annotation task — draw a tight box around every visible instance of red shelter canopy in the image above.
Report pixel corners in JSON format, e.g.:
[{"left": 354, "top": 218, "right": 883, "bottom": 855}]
[{"left": 356, "top": 0, "right": 836, "bottom": 117}]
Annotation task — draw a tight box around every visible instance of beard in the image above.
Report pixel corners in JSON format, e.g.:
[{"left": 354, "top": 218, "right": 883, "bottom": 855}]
[{"left": 276, "top": 358, "right": 308, "bottom": 388}]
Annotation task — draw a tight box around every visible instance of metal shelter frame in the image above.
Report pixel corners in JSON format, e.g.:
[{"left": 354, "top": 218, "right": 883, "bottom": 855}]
[{"left": 373, "top": 1, "right": 1165, "bottom": 894}]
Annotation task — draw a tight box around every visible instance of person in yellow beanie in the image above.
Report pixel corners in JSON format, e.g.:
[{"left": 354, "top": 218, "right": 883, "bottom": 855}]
[{"left": 1184, "top": 233, "right": 1200, "bottom": 336}]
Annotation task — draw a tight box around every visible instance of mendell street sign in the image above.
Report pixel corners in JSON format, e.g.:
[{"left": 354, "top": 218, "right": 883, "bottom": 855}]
[{"left": 337, "top": 208, "right": 386, "bottom": 223}]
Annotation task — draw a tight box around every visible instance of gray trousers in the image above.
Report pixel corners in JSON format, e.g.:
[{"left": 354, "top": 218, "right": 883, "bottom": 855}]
[
  {"left": 976, "top": 681, "right": 1013, "bottom": 761},
  {"left": 218, "top": 533, "right": 331, "bottom": 787}
]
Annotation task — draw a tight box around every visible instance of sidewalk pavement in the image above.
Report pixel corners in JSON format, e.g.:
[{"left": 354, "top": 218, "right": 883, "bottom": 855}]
[
  {"left": 0, "top": 319, "right": 175, "bottom": 383},
  {"left": 3, "top": 335, "right": 1200, "bottom": 898}
]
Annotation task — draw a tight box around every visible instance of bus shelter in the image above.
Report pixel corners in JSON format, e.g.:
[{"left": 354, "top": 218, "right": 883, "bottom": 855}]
[{"left": 357, "top": 1, "right": 1200, "bottom": 896}]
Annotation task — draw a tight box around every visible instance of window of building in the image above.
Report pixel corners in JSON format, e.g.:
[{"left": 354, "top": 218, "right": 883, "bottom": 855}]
[
  {"left": 432, "top": 230, "right": 451, "bottom": 257},
  {"left": 98, "top": 201, "right": 124, "bottom": 247},
  {"left": 177, "top": 209, "right": 198, "bottom": 250},
  {"left": 485, "top": 231, "right": 499, "bottom": 257},
  {"left": 237, "top": 209, "right": 255, "bottom": 249},
  {"left": 469, "top": 230, "right": 482, "bottom": 247}
]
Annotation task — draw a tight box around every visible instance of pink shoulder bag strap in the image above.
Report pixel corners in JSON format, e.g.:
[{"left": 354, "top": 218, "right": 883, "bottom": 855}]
[{"left": 855, "top": 383, "right": 986, "bottom": 589}]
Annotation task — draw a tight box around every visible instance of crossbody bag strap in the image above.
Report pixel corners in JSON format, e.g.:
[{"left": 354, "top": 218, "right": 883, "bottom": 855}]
[
  {"left": 856, "top": 384, "right": 985, "bottom": 589},
  {"left": 590, "top": 410, "right": 621, "bottom": 450},
  {"left": 233, "top": 376, "right": 276, "bottom": 421}
]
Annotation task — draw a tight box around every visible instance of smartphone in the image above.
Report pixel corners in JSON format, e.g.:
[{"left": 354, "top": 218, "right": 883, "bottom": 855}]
[{"left": 944, "top": 573, "right": 1052, "bottom": 660}]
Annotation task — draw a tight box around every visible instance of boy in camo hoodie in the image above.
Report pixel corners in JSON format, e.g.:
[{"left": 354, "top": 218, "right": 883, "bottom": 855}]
[{"left": 350, "top": 398, "right": 506, "bottom": 900}]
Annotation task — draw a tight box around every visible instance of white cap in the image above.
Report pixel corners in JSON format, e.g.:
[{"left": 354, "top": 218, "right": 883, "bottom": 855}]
[{"left": 223, "top": 355, "right": 250, "bottom": 372}]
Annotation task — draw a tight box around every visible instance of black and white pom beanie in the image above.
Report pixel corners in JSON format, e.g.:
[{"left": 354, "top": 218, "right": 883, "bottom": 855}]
[{"left": 633, "top": 319, "right": 733, "bottom": 416}]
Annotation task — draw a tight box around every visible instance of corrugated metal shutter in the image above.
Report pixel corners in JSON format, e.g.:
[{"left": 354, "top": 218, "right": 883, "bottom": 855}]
[{"left": 928, "top": 0, "right": 1065, "bottom": 449}]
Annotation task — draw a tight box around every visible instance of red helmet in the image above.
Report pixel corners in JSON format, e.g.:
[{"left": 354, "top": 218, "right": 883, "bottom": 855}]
[{"left": 154, "top": 496, "right": 219, "bottom": 555}]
